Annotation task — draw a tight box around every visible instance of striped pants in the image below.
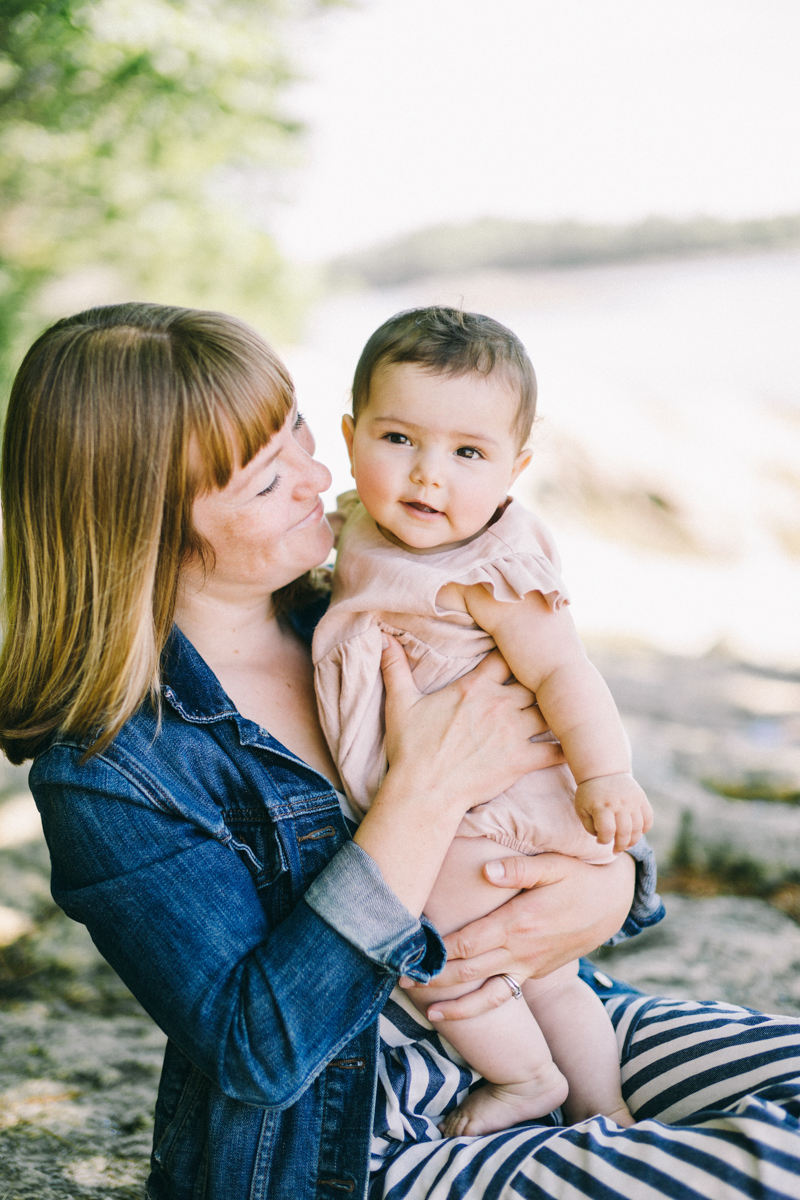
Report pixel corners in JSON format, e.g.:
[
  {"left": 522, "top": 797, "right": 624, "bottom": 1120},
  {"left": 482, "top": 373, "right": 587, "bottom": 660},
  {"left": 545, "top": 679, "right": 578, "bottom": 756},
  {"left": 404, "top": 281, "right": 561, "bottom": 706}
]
[{"left": 371, "top": 991, "right": 800, "bottom": 1199}]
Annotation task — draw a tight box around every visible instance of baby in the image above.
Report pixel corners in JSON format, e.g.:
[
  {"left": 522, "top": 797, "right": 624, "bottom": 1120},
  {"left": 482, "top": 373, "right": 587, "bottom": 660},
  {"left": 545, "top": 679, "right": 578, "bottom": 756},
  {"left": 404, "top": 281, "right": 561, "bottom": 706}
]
[{"left": 313, "top": 306, "right": 653, "bottom": 1137}]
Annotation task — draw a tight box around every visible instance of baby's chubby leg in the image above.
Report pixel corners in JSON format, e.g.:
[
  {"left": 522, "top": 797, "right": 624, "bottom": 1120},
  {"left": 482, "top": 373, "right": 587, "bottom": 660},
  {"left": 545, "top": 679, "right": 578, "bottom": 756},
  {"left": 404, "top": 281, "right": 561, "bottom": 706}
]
[
  {"left": 524, "top": 964, "right": 634, "bottom": 1127},
  {"left": 404, "top": 836, "right": 568, "bottom": 1136}
]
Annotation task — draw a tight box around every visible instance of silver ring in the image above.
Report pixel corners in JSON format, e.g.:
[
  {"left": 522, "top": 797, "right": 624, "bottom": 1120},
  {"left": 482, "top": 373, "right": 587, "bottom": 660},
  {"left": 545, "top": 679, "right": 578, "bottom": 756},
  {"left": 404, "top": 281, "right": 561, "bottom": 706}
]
[{"left": 500, "top": 973, "right": 523, "bottom": 1000}]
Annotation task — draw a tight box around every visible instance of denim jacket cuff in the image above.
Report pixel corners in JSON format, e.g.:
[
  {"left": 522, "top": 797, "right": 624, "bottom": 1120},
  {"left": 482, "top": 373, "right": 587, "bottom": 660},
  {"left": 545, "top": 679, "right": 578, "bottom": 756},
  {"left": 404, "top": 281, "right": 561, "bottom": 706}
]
[
  {"left": 303, "top": 841, "right": 446, "bottom": 981},
  {"left": 604, "top": 835, "right": 665, "bottom": 947}
]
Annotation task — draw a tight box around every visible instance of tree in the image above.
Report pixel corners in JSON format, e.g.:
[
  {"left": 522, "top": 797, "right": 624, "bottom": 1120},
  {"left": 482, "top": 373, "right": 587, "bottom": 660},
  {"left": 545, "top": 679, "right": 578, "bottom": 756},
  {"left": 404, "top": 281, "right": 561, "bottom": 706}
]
[{"left": 0, "top": 0, "right": 331, "bottom": 379}]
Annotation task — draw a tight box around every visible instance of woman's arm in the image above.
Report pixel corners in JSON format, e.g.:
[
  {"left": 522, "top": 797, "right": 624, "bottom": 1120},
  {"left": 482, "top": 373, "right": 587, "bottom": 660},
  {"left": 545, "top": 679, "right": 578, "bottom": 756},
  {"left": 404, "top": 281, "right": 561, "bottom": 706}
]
[
  {"left": 32, "top": 640, "right": 561, "bottom": 1110},
  {"left": 34, "top": 752, "right": 392, "bottom": 1110}
]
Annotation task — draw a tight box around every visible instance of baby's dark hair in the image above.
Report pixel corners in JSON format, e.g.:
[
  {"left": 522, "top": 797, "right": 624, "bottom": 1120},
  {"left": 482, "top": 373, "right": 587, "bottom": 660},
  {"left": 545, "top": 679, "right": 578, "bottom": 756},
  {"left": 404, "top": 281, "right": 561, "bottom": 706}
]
[{"left": 351, "top": 306, "right": 537, "bottom": 446}]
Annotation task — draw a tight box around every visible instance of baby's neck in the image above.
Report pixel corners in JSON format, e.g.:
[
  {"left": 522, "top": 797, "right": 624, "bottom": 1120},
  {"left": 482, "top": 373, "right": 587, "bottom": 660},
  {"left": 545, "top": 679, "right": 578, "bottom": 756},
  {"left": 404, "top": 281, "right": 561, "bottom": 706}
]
[{"left": 376, "top": 497, "right": 511, "bottom": 555}]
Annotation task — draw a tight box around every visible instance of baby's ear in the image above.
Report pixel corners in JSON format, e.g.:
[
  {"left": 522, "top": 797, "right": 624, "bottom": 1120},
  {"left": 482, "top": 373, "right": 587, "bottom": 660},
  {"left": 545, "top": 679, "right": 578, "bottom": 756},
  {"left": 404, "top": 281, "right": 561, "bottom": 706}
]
[
  {"left": 341, "top": 415, "right": 356, "bottom": 475},
  {"left": 509, "top": 446, "right": 533, "bottom": 486}
]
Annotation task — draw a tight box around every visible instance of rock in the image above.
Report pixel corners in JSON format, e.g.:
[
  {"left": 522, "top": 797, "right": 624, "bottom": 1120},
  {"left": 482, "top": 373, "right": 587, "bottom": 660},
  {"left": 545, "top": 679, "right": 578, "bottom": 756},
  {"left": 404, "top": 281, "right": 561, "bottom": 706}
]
[
  {"left": 588, "top": 643, "right": 800, "bottom": 881},
  {"left": 0, "top": 1001, "right": 165, "bottom": 1198},
  {"left": 591, "top": 894, "right": 800, "bottom": 1016}
]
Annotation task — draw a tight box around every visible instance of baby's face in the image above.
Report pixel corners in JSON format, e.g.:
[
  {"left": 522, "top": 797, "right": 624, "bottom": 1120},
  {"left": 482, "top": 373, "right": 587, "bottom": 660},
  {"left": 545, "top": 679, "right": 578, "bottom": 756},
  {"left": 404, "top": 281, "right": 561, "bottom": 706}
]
[{"left": 343, "top": 363, "right": 531, "bottom": 549}]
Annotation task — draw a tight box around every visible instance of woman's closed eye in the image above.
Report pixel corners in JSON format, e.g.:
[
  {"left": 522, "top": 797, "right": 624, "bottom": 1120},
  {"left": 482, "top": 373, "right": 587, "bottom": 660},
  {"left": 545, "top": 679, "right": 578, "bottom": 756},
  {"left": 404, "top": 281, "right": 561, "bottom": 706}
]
[
  {"left": 293, "top": 410, "right": 306, "bottom": 432},
  {"left": 258, "top": 475, "right": 281, "bottom": 496}
]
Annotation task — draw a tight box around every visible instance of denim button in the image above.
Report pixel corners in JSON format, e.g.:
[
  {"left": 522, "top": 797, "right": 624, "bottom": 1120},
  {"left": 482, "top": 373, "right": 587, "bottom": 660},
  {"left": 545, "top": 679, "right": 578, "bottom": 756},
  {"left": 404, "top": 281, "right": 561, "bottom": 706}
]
[{"left": 594, "top": 970, "right": 613, "bottom": 988}]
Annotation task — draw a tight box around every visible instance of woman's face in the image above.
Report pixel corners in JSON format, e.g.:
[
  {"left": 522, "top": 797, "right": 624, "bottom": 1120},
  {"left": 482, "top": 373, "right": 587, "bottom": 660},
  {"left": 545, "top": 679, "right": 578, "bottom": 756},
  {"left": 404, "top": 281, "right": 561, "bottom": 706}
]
[{"left": 187, "top": 405, "right": 333, "bottom": 601}]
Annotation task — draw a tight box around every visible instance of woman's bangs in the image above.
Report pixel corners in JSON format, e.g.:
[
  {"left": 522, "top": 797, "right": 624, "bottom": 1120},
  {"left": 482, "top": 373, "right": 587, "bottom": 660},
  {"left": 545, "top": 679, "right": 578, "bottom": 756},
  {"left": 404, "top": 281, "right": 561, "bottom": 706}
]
[{"left": 189, "top": 356, "right": 294, "bottom": 493}]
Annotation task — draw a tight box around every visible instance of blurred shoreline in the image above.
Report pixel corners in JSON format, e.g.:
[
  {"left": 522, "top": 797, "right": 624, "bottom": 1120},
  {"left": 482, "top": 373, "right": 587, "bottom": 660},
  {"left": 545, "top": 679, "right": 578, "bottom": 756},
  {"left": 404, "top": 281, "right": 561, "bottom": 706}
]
[
  {"left": 285, "top": 247, "right": 800, "bottom": 668},
  {"left": 326, "top": 213, "right": 800, "bottom": 290}
]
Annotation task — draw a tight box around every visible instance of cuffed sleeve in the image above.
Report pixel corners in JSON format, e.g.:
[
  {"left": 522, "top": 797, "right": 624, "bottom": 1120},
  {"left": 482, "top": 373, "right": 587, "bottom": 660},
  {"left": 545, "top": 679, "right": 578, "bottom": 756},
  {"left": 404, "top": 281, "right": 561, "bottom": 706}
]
[
  {"left": 605, "top": 835, "right": 665, "bottom": 945},
  {"left": 304, "top": 840, "right": 446, "bottom": 982}
]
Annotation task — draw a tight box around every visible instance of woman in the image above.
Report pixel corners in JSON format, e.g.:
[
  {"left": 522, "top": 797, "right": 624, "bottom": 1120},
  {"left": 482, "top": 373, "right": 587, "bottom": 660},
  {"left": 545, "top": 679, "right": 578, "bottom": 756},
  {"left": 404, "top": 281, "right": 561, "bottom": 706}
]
[{"left": 0, "top": 304, "right": 797, "bottom": 1200}]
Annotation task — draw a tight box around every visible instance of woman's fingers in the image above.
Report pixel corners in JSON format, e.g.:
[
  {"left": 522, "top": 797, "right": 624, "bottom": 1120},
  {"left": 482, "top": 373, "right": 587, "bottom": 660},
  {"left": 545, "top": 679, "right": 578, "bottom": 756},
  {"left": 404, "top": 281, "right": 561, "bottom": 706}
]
[
  {"left": 380, "top": 634, "right": 419, "bottom": 714},
  {"left": 380, "top": 632, "right": 413, "bottom": 684},
  {"left": 412, "top": 854, "right": 639, "bottom": 1022},
  {"left": 379, "top": 637, "right": 563, "bottom": 833},
  {"left": 469, "top": 653, "right": 552, "bottom": 735},
  {"left": 468, "top": 647, "right": 519, "bottom": 685},
  {"left": 426, "top": 975, "right": 522, "bottom": 1023},
  {"left": 441, "top": 904, "right": 519, "bottom": 965},
  {"left": 407, "top": 946, "right": 511, "bottom": 992},
  {"left": 484, "top": 852, "right": 561, "bottom": 892}
]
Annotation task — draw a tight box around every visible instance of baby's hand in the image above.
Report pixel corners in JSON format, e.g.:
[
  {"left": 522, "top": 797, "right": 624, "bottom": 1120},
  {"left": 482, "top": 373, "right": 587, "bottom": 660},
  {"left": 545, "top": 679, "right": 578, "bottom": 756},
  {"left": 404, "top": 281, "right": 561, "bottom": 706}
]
[{"left": 574, "top": 773, "right": 653, "bottom": 853}]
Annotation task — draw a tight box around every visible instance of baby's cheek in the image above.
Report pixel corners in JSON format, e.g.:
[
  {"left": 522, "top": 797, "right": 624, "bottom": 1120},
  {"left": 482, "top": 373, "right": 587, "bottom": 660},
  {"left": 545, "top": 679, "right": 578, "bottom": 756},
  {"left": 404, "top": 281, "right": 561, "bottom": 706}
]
[
  {"left": 454, "top": 483, "right": 508, "bottom": 536},
  {"left": 355, "top": 457, "right": 399, "bottom": 516}
]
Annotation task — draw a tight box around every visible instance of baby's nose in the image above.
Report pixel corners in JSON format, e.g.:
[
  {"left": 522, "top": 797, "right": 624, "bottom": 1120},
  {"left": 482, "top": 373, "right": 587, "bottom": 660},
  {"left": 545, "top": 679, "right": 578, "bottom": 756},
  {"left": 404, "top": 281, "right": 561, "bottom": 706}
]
[{"left": 410, "top": 451, "right": 443, "bottom": 487}]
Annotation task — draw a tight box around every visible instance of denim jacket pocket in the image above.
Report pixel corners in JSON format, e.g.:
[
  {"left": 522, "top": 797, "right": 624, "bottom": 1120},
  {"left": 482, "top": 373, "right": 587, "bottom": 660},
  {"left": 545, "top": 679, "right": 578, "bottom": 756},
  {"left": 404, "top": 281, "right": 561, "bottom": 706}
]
[
  {"left": 152, "top": 1059, "right": 208, "bottom": 1180},
  {"left": 221, "top": 809, "right": 289, "bottom": 889}
]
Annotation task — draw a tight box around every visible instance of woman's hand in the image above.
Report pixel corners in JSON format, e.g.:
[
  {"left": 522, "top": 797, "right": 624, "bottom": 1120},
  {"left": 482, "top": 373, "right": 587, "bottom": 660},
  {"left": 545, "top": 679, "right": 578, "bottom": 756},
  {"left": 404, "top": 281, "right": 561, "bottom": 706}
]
[
  {"left": 354, "top": 639, "right": 565, "bottom": 917},
  {"left": 400, "top": 852, "right": 635, "bottom": 1018},
  {"left": 380, "top": 637, "right": 562, "bottom": 814}
]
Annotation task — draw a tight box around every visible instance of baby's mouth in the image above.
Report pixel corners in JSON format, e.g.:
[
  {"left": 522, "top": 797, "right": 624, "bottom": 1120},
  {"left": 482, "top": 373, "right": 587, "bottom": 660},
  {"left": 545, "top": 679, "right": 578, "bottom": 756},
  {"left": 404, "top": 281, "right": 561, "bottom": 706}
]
[{"left": 403, "top": 501, "right": 442, "bottom": 515}]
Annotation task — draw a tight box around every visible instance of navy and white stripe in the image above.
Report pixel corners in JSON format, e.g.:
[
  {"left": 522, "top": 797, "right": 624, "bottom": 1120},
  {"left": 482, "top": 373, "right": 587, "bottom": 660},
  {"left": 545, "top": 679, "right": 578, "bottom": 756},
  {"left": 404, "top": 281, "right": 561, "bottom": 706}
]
[{"left": 371, "top": 989, "right": 800, "bottom": 1199}]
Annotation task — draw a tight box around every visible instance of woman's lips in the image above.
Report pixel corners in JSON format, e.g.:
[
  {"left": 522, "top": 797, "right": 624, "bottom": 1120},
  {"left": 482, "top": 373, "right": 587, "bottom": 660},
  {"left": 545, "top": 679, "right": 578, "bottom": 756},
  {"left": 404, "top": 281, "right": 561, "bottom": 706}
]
[{"left": 291, "top": 498, "right": 324, "bottom": 531}]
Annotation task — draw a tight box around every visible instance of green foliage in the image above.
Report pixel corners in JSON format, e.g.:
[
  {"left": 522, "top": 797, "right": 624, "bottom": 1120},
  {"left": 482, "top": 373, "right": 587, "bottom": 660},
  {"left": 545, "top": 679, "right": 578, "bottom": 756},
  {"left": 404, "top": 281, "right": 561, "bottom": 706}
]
[
  {"left": 702, "top": 773, "right": 800, "bottom": 805},
  {"left": 670, "top": 808, "right": 695, "bottom": 872},
  {"left": 0, "top": 0, "right": 328, "bottom": 381}
]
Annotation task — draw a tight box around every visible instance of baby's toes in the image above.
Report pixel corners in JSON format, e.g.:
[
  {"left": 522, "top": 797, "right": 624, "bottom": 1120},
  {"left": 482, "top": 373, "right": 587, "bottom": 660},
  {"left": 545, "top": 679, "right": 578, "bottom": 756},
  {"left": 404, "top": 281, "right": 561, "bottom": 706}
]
[{"left": 439, "top": 1108, "right": 470, "bottom": 1138}]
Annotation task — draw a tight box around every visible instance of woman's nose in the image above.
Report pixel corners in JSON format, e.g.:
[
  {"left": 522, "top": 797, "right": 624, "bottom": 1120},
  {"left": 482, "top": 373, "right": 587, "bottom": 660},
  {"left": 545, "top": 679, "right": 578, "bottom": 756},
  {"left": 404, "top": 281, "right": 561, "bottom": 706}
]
[{"left": 292, "top": 446, "right": 332, "bottom": 499}]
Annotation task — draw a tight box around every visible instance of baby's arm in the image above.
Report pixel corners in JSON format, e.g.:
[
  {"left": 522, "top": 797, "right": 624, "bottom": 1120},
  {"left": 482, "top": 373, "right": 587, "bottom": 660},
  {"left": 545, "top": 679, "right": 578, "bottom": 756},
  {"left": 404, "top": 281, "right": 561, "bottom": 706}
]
[{"left": 454, "top": 583, "right": 652, "bottom": 851}]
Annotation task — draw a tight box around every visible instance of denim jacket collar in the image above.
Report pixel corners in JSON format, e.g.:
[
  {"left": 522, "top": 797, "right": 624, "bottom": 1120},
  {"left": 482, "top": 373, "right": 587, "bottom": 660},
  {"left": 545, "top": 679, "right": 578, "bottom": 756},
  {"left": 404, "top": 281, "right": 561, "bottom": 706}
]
[
  {"left": 160, "top": 627, "right": 238, "bottom": 724},
  {"left": 159, "top": 624, "right": 330, "bottom": 787}
]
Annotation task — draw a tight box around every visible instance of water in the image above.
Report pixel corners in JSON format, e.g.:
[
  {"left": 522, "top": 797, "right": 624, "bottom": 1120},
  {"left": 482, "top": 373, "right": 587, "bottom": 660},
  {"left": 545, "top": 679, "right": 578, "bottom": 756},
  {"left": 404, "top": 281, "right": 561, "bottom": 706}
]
[{"left": 283, "top": 250, "right": 800, "bottom": 666}]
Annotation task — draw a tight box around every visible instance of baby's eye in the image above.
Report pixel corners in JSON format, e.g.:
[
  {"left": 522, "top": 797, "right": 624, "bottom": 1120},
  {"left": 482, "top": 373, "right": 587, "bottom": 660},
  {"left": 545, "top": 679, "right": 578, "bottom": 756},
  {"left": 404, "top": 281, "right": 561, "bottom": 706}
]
[
  {"left": 383, "top": 432, "right": 411, "bottom": 445},
  {"left": 455, "top": 446, "right": 483, "bottom": 459}
]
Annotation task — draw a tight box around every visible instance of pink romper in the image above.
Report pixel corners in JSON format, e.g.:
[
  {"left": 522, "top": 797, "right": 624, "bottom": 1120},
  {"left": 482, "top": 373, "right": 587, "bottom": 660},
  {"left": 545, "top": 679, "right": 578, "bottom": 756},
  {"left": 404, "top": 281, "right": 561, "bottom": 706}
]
[{"left": 313, "top": 496, "right": 614, "bottom": 863}]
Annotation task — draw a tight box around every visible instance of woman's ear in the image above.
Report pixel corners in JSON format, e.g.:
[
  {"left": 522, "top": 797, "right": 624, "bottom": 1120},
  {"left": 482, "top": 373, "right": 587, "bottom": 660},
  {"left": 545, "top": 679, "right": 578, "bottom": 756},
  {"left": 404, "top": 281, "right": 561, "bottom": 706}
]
[
  {"left": 509, "top": 446, "right": 533, "bottom": 487},
  {"left": 342, "top": 415, "right": 356, "bottom": 478}
]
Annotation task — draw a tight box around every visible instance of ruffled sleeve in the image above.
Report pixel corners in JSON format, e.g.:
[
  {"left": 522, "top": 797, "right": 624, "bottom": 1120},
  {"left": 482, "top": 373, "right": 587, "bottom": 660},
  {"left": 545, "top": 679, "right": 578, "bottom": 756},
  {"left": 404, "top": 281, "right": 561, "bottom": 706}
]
[
  {"left": 449, "top": 549, "right": 570, "bottom": 609},
  {"left": 441, "top": 508, "right": 571, "bottom": 609},
  {"left": 326, "top": 489, "right": 362, "bottom": 548}
]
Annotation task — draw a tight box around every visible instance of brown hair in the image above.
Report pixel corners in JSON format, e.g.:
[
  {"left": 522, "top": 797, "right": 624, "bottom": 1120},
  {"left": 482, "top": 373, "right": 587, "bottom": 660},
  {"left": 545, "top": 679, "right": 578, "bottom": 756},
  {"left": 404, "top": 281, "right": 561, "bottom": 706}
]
[
  {"left": 351, "top": 306, "right": 537, "bottom": 445},
  {"left": 0, "top": 302, "right": 301, "bottom": 764}
]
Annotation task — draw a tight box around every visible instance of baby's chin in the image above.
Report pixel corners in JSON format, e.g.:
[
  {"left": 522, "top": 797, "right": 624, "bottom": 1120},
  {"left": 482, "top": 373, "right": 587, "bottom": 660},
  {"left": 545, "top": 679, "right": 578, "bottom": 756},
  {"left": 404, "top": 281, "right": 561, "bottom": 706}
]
[{"left": 382, "top": 511, "right": 487, "bottom": 551}]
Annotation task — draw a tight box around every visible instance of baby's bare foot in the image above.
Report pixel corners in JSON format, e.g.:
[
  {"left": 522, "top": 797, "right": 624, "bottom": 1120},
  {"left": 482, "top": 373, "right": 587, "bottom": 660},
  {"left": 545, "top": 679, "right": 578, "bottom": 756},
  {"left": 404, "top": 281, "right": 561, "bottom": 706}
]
[{"left": 439, "top": 1064, "right": 568, "bottom": 1138}]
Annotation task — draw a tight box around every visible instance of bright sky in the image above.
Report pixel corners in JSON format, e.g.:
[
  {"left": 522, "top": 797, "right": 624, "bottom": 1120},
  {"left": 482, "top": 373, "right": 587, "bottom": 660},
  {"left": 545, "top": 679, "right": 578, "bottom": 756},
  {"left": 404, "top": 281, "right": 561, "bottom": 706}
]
[{"left": 272, "top": 0, "right": 800, "bottom": 262}]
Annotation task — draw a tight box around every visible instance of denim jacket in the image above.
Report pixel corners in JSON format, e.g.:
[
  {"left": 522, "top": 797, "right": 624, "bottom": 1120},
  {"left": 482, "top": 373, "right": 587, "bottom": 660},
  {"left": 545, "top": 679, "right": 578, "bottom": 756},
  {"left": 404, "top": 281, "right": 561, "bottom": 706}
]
[{"left": 30, "top": 607, "right": 664, "bottom": 1200}]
